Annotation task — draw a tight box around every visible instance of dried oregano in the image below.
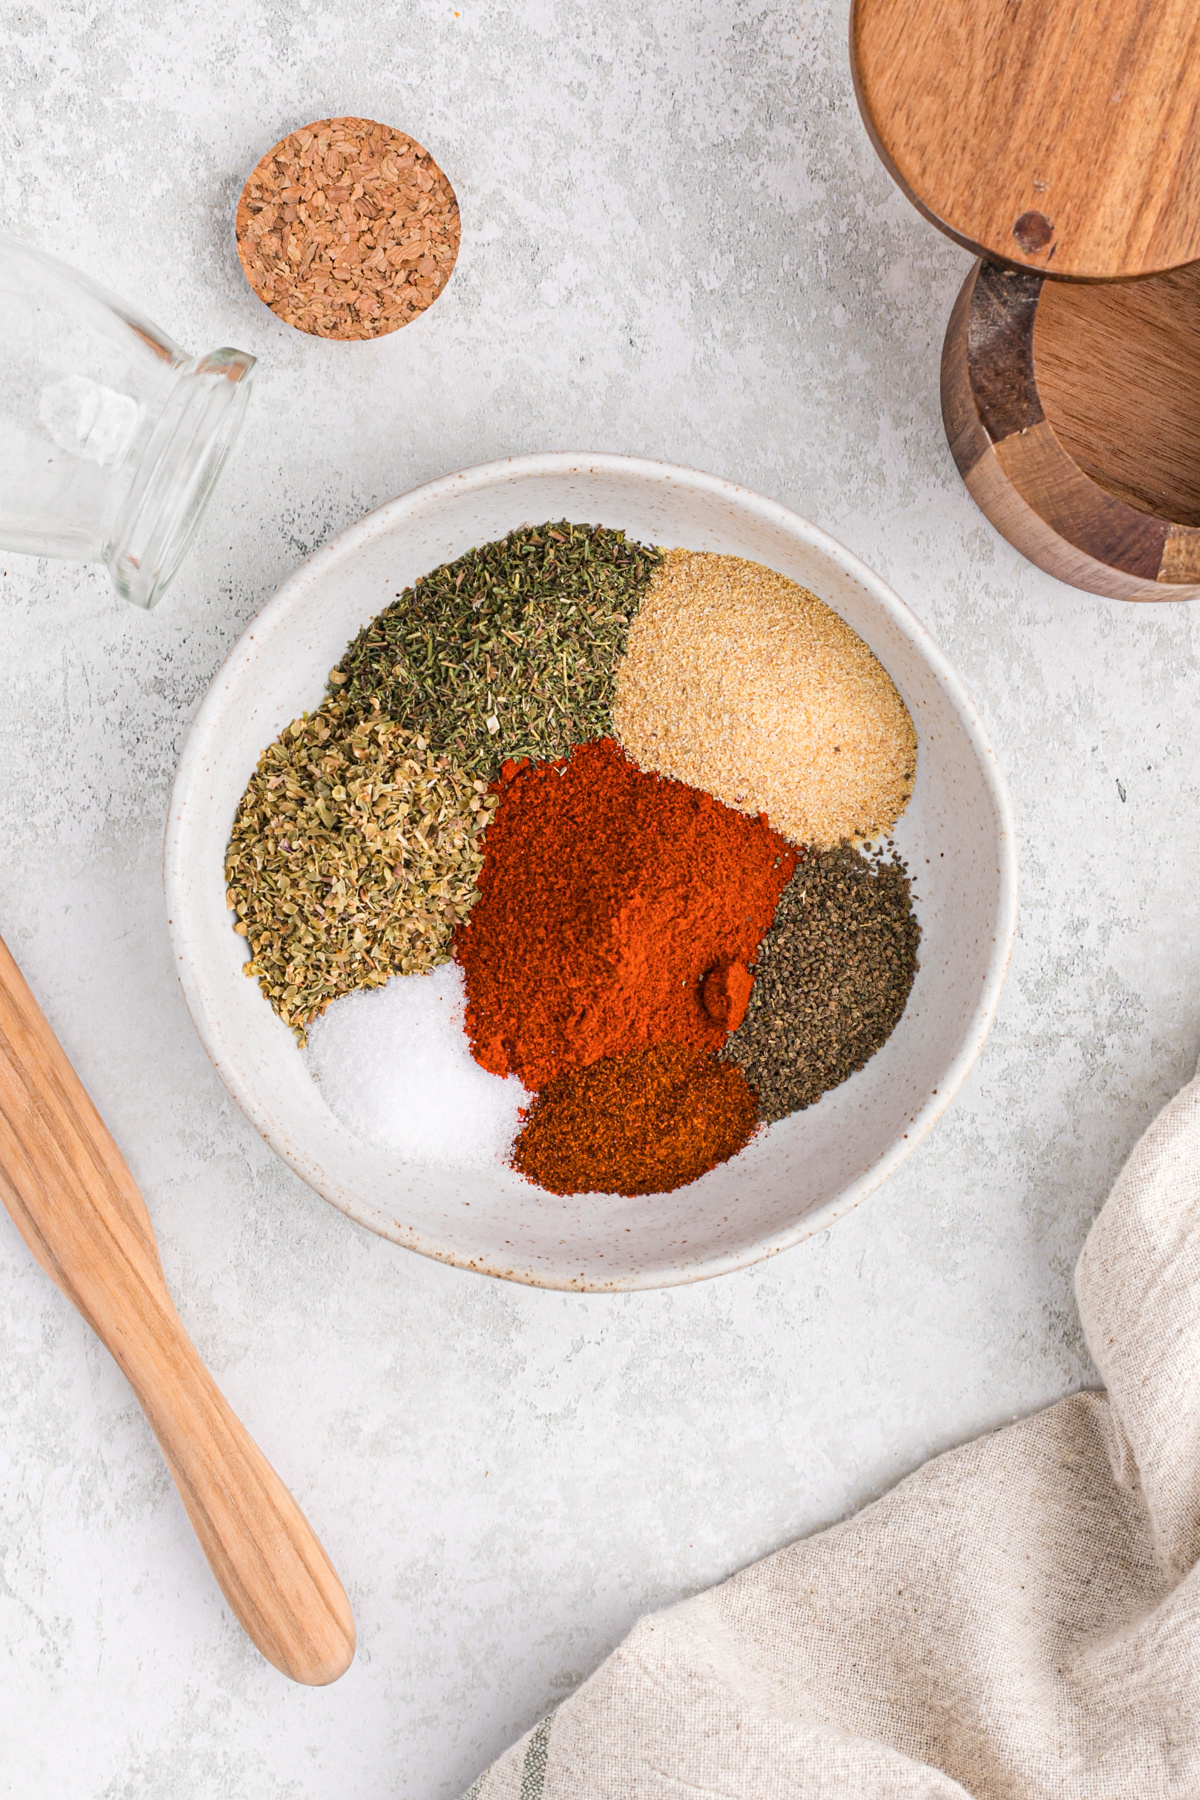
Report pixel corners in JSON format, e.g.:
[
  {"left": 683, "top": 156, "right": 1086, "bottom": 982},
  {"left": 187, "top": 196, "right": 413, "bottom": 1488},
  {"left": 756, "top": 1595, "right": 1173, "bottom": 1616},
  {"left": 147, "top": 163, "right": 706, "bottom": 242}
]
[
  {"left": 225, "top": 700, "right": 496, "bottom": 1042},
  {"left": 328, "top": 521, "right": 663, "bottom": 777}
]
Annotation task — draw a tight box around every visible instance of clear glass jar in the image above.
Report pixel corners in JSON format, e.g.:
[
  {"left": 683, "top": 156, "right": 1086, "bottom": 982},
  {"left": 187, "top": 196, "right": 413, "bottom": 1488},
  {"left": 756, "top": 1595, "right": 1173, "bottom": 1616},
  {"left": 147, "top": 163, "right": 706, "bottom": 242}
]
[{"left": 0, "top": 234, "right": 255, "bottom": 608}]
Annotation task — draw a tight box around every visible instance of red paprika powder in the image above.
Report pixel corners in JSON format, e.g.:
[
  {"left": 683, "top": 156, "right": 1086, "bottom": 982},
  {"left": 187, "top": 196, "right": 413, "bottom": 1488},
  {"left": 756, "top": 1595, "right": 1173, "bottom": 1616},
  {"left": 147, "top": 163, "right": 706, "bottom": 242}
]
[
  {"left": 702, "top": 959, "right": 755, "bottom": 1030},
  {"left": 454, "top": 737, "right": 797, "bottom": 1090},
  {"left": 511, "top": 1042, "right": 758, "bottom": 1196}
]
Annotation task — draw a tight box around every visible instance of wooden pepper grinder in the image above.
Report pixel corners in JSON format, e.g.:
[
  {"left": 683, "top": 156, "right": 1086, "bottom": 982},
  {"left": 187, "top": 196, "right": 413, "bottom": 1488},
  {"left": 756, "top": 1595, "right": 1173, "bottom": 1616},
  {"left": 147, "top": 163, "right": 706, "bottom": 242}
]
[{"left": 851, "top": 0, "right": 1200, "bottom": 601}]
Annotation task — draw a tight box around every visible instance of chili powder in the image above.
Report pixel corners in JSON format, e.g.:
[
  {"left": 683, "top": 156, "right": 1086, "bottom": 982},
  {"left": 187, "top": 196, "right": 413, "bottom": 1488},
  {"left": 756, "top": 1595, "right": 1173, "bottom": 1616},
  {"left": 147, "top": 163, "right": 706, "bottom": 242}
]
[
  {"left": 454, "top": 738, "right": 797, "bottom": 1090},
  {"left": 511, "top": 1043, "right": 758, "bottom": 1196}
]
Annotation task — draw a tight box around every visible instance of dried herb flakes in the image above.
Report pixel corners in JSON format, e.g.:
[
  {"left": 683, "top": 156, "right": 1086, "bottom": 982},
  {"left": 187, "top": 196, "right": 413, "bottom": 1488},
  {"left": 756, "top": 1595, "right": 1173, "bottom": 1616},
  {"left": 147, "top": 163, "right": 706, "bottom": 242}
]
[
  {"left": 225, "top": 701, "right": 496, "bottom": 1042},
  {"left": 329, "top": 521, "right": 662, "bottom": 777},
  {"left": 722, "top": 844, "right": 920, "bottom": 1120}
]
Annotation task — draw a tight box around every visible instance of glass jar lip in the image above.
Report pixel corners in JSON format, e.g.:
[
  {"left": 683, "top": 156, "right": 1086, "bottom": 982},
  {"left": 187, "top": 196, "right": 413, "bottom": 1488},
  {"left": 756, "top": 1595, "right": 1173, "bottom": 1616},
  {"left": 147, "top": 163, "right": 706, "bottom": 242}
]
[{"left": 103, "top": 347, "right": 255, "bottom": 609}]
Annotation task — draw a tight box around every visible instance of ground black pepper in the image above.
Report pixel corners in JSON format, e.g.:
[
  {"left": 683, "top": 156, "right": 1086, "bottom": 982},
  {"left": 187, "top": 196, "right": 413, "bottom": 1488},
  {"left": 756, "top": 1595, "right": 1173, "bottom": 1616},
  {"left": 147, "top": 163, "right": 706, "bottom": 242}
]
[{"left": 721, "top": 844, "right": 920, "bottom": 1121}]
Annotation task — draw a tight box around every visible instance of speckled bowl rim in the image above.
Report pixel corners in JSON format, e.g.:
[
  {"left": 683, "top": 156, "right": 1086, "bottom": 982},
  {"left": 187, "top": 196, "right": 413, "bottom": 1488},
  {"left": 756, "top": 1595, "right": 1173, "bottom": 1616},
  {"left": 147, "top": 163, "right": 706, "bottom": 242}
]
[{"left": 164, "top": 452, "right": 1018, "bottom": 1289}]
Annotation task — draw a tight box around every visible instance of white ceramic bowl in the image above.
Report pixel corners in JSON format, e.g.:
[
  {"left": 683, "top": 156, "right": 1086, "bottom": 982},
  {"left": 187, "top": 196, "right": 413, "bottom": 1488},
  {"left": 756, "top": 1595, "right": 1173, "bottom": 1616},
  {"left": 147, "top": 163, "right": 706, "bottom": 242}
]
[{"left": 165, "top": 453, "right": 1017, "bottom": 1291}]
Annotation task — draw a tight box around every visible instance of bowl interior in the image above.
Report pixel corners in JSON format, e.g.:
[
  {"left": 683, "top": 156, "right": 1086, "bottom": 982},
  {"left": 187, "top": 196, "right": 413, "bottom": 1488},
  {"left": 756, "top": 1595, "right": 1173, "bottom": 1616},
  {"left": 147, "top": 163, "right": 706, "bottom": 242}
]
[{"left": 165, "top": 456, "right": 1015, "bottom": 1289}]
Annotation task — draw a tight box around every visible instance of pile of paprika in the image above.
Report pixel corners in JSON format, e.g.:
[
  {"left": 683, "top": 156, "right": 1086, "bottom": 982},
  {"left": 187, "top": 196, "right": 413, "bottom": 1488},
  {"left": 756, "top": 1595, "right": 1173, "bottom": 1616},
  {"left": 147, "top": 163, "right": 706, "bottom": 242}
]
[{"left": 454, "top": 738, "right": 796, "bottom": 1092}]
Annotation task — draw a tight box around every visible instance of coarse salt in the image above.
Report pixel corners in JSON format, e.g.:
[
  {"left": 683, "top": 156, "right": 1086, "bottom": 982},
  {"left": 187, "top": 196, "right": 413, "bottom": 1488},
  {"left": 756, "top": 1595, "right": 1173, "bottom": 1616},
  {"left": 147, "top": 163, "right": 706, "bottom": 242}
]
[{"left": 305, "top": 961, "right": 529, "bottom": 1168}]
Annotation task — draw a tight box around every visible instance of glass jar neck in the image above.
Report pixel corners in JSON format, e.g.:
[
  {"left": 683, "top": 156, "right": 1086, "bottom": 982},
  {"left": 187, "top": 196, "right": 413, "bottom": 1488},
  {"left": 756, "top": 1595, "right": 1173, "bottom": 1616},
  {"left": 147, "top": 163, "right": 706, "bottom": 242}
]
[{"left": 103, "top": 347, "right": 255, "bottom": 609}]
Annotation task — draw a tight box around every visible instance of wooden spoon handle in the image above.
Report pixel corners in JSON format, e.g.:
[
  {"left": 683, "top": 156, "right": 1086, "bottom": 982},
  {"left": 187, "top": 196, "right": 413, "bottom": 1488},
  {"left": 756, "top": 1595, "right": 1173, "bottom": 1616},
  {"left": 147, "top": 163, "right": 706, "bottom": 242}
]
[{"left": 0, "top": 932, "right": 355, "bottom": 1685}]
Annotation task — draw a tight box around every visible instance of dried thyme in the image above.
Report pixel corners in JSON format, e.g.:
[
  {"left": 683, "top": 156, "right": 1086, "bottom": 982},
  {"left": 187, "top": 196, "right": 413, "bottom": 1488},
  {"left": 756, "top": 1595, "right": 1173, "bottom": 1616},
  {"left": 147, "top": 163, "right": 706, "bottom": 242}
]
[
  {"left": 722, "top": 844, "right": 920, "bottom": 1120},
  {"left": 225, "top": 700, "right": 497, "bottom": 1042},
  {"left": 328, "top": 521, "right": 662, "bottom": 776}
]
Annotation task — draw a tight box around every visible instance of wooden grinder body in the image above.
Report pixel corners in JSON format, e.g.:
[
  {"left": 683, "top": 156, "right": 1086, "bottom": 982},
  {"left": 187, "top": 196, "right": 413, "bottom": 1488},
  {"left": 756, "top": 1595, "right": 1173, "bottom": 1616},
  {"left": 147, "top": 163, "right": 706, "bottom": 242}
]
[{"left": 853, "top": 0, "right": 1200, "bottom": 600}]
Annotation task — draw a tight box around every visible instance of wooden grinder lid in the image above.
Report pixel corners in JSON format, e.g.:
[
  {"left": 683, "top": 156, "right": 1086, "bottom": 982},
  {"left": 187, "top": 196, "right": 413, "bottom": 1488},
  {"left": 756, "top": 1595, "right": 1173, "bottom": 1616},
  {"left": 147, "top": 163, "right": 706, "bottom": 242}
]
[{"left": 851, "top": 0, "right": 1200, "bottom": 281}]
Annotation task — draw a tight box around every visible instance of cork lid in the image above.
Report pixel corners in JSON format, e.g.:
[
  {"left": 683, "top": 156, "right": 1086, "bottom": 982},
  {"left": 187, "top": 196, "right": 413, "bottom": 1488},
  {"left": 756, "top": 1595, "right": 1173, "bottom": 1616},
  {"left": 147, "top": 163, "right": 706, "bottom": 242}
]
[{"left": 851, "top": 0, "right": 1200, "bottom": 281}]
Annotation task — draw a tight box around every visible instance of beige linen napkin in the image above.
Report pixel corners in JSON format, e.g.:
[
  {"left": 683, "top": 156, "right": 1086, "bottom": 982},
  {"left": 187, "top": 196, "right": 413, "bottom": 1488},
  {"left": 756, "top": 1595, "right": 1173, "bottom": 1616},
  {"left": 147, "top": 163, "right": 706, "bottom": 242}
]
[{"left": 463, "top": 1062, "right": 1200, "bottom": 1798}]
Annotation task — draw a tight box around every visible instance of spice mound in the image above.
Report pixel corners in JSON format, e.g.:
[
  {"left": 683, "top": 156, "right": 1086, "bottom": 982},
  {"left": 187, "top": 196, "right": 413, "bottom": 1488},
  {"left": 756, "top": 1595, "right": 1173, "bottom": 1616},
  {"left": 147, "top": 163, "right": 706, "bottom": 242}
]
[
  {"left": 330, "top": 522, "right": 661, "bottom": 778},
  {"left": 225, "top": 702, "right": 496, "bottom": 1042},
  {"left": 722, "top": 843, "right": 920, "bottom": 1120},
  {"left": 455, "top": 737, "right": 797, "bottom": 1090},
  {"left": 511, "top": 1043, "right": 758, "bottom": 1197},
  {"left": 305, "top": 962, "right": 528, "bottom": 1167},
  {"left": 235, "top": 117, "right": 460, "bottom": 340},
  {"left": 614, "top": 550, "right": 917, "bottom": 846},
  {"left": 226, "top": 520, "right": 929, "bottom": 1202}
]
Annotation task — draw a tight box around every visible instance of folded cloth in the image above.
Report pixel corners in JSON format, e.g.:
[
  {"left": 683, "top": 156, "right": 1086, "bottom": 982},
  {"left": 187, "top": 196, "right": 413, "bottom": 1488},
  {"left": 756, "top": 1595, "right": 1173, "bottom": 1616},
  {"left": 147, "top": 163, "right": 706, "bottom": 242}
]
[{"left": 463, "top": 1063, "right": 1200, "bottom": 1798}]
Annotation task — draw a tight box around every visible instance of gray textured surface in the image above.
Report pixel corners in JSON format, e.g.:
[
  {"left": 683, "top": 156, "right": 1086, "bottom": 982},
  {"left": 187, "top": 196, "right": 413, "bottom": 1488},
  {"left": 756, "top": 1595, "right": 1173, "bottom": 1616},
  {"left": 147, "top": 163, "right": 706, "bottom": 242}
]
[{"left": 0, "top": 2, "right": 1195, "bottom": 1795}]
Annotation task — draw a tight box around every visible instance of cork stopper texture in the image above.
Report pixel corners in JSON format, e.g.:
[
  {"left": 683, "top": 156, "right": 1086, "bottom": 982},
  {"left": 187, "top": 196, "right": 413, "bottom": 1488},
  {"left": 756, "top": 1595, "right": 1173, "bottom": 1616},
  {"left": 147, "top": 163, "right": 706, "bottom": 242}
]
[{"left": 235, "top": 116, "right": 459, "bottom": 340}]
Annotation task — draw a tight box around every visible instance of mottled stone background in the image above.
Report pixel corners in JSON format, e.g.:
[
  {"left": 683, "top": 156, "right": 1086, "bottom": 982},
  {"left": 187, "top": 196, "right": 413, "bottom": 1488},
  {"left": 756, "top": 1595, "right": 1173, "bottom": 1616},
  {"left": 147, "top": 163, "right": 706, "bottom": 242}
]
[{"left": 1, "top": 1, "right": 1196, "bottom": 1795}]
